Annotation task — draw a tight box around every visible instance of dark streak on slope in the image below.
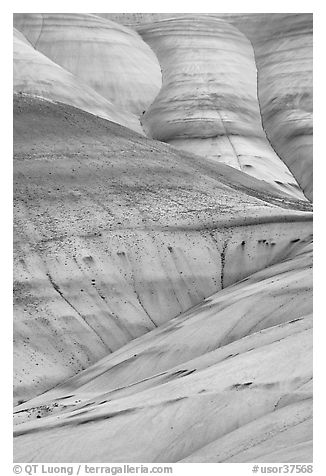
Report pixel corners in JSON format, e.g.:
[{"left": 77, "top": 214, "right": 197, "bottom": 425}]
[{"left": 46, "top": 272, "right": 110, "bottom": 350}]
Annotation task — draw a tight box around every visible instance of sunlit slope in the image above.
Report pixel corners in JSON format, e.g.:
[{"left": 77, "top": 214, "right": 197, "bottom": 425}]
[
  {"left": 99, "top": 13, "right": 313, "bottom": 200},
  {"left": 13, "top": 244, "right": 312, "bottom": 463},
  {"left": 13, "top": 94, "right": 312, "bottom": 403},
  {"left": 13, "top": 13, "right": 162, "bottom": 116},
  {"left": 135, "top": 17, "right": 305, "bottom": 200},
  {"left": 15, "top": 298, "right": 312, "bottom": 462},
  {"left": 14, "top": 243, "right": 312, "bottom": 420},
  {"left": 13, "top": 29, "right": 142, "bottom": 133}
]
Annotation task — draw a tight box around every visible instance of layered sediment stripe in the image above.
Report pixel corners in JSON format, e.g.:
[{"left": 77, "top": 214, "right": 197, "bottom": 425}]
[
  {"left": 13, "top": 29, "right": 143, "bottom": 133},
  {"left": 99, "top": 13, "right": 312, "bottom": 201},
  {"left": 13, "top": 13, "right": 162, "bottom": 116},
  {"left": 241, "top": 14, "right": 313, "bottom": 201},
  {"left": 137, "top": 16, "right": 305, "bottom": 200}
]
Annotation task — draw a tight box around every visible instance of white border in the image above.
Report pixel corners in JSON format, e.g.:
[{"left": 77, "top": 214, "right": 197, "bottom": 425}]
[{"left": 3, "top": 2, "right": 323, "bottom": 474}]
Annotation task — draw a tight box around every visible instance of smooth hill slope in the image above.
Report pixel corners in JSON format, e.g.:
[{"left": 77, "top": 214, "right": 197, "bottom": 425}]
[
  {"left": 100, "top": 12, "right": 313, "bottom": 201},
  {"left": 14, "top": 94, "right": 312, "bottom": 404},
  {"left": 14, "top": 244, "right": 312, "bottom": 462},
  {"left": 13, "top": 322, "right": 313, "bottom": 463},
  {"left": 13, "top": 13, "right": 162, "bottom": 117},
  {"left": 14, "top": 242, "right": 312, "bottom": 419},
  {"left": 13, "top": 28, "right": 142, "bottom": 133},
  {"left": 238, "top": 14, "right": 313, "bottom": 201},
  {"left": 136, "top": 16, "right": 306, "bottom": 201}
]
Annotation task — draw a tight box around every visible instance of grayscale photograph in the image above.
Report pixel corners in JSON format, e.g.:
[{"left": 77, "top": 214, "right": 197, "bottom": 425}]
[{"left": 12, "top": 9, "right": 313, "bottom": 468}]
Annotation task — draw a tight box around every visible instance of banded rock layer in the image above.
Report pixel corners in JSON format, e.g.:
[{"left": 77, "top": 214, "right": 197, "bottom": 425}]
[
  {"left": 138, "top": 17, "right": 306, "bottom": 200},
  {"left": 100, "top": 13, "right": 313, "bottom": 200},
  {"left": 13, "top": 13, "right": 162, "bottom": 116},
  {"left": 240, "top": 14, "right": 313, "bottom": 201},
  {"left": 13, "top": 28, "right": 142, "bottom": 133}
]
